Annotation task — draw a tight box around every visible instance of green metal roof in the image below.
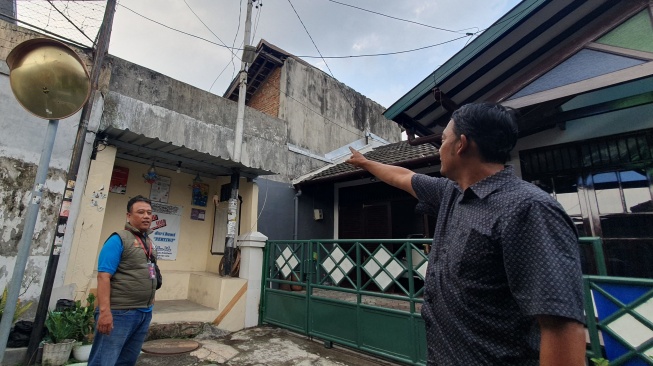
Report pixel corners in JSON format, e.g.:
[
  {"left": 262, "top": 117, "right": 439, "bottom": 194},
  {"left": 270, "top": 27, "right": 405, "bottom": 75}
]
[
  {"left": 384, "top": 0, "right": 545, "bottom": 120},
  {"left": 382, "top": 0, "right": 640, "bottom": 138}
]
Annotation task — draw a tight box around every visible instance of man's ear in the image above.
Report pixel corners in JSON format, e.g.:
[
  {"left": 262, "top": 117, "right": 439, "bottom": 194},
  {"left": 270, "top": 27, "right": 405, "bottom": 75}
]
[{"left": 457, "top": 134, "right": 469, "bottom": 155}]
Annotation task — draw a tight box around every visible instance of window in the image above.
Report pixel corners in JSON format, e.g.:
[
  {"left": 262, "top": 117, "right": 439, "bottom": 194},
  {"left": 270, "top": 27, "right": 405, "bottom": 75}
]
[{"left": 521, "top": 130, "right": 653, "bottom": 278}]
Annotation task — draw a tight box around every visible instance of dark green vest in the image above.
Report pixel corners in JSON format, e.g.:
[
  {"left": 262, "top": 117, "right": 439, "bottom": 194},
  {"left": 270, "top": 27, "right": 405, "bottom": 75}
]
[{"left": 109, "top": 226, "right": 158, "bottom": 309}]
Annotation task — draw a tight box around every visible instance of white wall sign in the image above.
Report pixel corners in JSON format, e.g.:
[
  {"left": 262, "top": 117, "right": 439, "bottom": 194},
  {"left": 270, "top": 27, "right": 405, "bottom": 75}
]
[
  {"left": 150, "top": 202, "right": 182, "bottom": 260},
  {"left": 150, "top": 176, "right": 171, "bottom": 203}
]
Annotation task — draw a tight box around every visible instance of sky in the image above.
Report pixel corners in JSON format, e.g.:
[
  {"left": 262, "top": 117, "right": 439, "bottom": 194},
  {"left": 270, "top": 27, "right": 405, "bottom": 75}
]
[{"left": 105, "top": 0, "right": 521, "bottom": 109}]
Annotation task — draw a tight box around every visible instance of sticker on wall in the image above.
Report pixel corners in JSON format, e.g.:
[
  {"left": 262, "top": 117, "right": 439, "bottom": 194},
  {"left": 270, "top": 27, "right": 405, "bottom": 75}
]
[
  {"left": 191, "top": 208, "right": 206, "bottom": 221},
  {"left": 150, "top": 176, "right": 171, "bottom": 203},
  {"left": 109, "top": 166, "right": 129, "bottom": 194},
  {"left": 191, "top": 182, "right": 209, "bottom": 207},
  {"left": 150, "top": 202, "right": 182, "bottom": 260},
  {"left": 60, "top": 200, "right": 71, "bottom": 217}
]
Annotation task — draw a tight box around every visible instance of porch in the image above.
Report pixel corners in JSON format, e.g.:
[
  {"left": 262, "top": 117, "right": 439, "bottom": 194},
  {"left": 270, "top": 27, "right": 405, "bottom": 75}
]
[{"left": 151, "top": 271, "right": 247, "bottom": 331}]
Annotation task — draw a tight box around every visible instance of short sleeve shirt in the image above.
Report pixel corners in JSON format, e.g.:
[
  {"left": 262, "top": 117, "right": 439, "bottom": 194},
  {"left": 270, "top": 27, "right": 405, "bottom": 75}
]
[
  {"left": 412, "top": 166, "right": 584, "bottom": 366},
  {"left": 98, "top": 234, "right": 123, "bottom": 275},
  {"left": 98, "top": 233, "right": 153, "bottom": 313}
]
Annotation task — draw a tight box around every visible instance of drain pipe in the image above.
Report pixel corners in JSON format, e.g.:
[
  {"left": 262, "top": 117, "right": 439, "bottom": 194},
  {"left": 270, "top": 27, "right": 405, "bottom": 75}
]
[{"left": 293, "top": 189, "right": 302, "bottom": 240}]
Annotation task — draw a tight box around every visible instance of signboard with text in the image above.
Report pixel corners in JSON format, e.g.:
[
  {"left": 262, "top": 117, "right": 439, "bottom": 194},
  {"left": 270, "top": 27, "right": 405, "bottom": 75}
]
[{"left": 150, "top": 202, "right": 182, "bottom": 260}]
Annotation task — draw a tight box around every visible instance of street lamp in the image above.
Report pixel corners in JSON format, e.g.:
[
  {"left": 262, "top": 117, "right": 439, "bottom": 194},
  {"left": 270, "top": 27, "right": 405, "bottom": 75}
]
[{"left": 0, "top": 38, "right": 90, "bottom": 363}]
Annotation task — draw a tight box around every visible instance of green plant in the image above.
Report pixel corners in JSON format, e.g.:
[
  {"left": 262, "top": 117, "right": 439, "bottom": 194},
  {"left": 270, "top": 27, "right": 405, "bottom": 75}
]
[
  {"left": 591, "top": 357, "right": 609, "bottom": 366},
  {"left": 0, "top": 287, "right": 33, "bottom": 324},
  {"left": 45, "top": 310, "right": 77, "bottom": 343},
  {"left": 69, "top": 293, "right": 96, "bottom": 344}
]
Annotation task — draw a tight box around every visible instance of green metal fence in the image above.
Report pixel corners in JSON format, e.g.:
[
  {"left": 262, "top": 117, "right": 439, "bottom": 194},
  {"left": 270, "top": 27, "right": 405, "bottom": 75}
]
[
  {"left": 584, "top": 275, "right": 653, "bottom": 365},
  {"left": 261, "top": 239, "right": 432, "bottom": 365},
  {"left": 260, "top": 238, "right": 653, "bottom": 365}
]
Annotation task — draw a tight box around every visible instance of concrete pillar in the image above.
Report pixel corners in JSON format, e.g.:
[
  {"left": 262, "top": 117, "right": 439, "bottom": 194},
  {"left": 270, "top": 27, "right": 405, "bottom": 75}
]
[
  {"left": 62, "top": 145, "right": 116, "bottom": 300},
  {"left": 238, "top": 231, "right": 267, "bottom": 328}
]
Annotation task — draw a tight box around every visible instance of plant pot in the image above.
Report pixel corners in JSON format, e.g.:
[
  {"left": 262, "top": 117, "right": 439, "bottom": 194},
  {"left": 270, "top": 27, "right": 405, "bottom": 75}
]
[
  {"left": 72, "top": 343, "right": 93, "bottom": 361},
  {"left": 42, "top": 339, "right": 75, "bottom": 366}
]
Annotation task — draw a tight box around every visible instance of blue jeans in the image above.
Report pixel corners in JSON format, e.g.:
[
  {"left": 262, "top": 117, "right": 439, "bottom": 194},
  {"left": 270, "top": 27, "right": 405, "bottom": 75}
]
[{"left": 87, "top": 309, "right": 152, "bottom": 366}]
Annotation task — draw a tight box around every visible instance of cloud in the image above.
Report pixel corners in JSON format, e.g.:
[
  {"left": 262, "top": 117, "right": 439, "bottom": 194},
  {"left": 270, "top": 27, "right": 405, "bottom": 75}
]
[{"left": 107, "top": 0, "right": 521, "bottom": 103}]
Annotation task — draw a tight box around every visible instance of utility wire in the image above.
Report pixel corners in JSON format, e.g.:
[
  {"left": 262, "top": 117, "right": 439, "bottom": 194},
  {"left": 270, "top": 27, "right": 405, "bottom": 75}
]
[
  {"left": 182, "top": 0, "right": 243, "bottom": 92},
  {"left": 0, "top": 11, "right": 90, "bottom": 49},
  {"left": 287, "top": 0, "right": 356, "bottom": 111},
  {"left": 118, "top": 4, "right": 240, "bottom": 51},
  {"left": 227, "top": 0, "right": 245, "bottom": 90},
  {"left": 209, "top": 2, "right": 262, "bottom": 93},
  {"left": 118, "top": 3, "right": 473, "bottom": 60},
  {"left": 393, "top": 0, "right": 540, "bottom": 116},
  {"left": 46, "top": 0, "right": 95, "bottom": 45},
  {"left": 182, "top": 0, "right": 239, "bottom": 59},
  {"left": 295, "top": 35, "right": 469, "bottom": 58},
  {"left": 326, "top": 0, "right": 467, "bottom": 34}
]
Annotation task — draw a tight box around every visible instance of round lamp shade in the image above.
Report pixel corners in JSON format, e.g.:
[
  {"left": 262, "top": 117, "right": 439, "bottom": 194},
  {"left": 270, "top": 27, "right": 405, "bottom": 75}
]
[{"left": 6, "top": 38, "right": 91, "bottom": 120}]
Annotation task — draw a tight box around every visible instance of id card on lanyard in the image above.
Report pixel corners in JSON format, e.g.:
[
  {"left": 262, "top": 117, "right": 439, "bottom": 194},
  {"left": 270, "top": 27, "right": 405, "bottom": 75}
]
[{"left": 135, "top": 236, "right": 156, "bottom": 280}]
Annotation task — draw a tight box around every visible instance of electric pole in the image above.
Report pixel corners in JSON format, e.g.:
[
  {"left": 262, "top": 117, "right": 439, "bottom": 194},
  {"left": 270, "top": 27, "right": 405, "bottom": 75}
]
[
  {"left": 223, "top": 0, "right": 256, "bottom": 276},
  {"left": 22, "top": 1, "right": 117, "bottom": 364}
]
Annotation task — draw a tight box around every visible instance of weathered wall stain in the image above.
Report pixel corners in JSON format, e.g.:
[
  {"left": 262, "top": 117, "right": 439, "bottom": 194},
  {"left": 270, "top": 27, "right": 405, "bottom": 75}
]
[{"left": 0, "top": 156, "right": 67, "bottom": 296}]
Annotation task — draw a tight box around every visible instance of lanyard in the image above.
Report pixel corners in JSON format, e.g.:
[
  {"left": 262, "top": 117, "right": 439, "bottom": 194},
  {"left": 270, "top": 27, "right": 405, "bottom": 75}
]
[{"left": 134, "top": 235, "right": 152, "bottom": 260}]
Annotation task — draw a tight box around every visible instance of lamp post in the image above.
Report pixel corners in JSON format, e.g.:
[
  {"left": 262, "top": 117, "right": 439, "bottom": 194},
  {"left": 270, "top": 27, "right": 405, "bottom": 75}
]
[{"left": 0, "top": 38, "right": 90, "bottom": 364}]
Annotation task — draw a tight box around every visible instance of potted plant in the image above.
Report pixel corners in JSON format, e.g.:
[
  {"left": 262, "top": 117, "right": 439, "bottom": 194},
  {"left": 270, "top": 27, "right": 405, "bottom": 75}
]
[
  {"left": 43, "top": 310, "right": 77, "bottom": 366},
  {"left": 70, "top": 293, "right": 96, "bottom": 362}
]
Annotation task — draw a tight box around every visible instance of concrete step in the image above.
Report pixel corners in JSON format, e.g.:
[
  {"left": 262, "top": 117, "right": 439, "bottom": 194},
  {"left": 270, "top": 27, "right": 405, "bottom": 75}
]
[{"left": 152, "top": 299, "right": 218, "bottom": 324}]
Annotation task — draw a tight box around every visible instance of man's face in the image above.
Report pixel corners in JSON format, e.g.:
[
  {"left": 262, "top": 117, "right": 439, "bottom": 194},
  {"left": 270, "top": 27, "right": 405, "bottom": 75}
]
[
  {"left": 127, "top": 201, "right": 152, "bottom": 232},
  {"left": 438, "top": 119, "right": 459, "bottom": 178}
]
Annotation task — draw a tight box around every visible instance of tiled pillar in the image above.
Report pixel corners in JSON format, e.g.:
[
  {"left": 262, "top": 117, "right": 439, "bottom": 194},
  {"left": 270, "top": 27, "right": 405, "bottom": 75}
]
[{"left": 238, "top": 231, "right": 267, "bottom": 328}]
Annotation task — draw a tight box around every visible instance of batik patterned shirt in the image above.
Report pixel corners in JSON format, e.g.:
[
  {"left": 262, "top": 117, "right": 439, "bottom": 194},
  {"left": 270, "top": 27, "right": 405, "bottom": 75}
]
[{"left": 412, "top": 166, "right": 584, "bottom": 366}]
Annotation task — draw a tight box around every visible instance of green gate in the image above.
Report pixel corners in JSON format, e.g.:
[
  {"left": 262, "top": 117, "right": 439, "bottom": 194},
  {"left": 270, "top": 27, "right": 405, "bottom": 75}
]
[
  {"left": 260, "top": 239, "right": 432, "bottom": 365},
  {"left": 261, "top": 238, "right": 653, "bottom": 365}
]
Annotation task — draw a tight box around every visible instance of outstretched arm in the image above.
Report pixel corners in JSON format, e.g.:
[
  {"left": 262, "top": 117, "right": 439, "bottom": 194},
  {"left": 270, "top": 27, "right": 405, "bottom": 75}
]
[{"left": 346, "top": 147, "right": 416, "bottom": 197}]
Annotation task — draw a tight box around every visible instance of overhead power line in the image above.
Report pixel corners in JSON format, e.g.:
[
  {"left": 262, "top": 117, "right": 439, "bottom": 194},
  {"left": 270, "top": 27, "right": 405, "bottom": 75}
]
[
  {"left": 326, "top": 0, "right": 469, "bottom": 34},
  {"left": 295, "top": 35, "right": 470, "bottom": 59},
  {"left": 392, "top": 0, "right": 541, "bottom": 114},
  {"left": 117, "top": 3, "right": 474, "bottom": 60},
  {"left": 118, "top": 4, "right": 238, "bottom": 51},
  {"left": 287, "top": 0, "right": 358, "bottom": 113},
  {"left": 183, "top": 0, "right": 238, "bottom": 59}
]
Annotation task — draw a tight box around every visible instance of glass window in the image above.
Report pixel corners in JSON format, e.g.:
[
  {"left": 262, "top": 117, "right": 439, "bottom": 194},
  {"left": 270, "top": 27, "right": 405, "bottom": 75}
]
[
  {"left": 620, "top": 170, "right": 652, "bottom": 212},
  {"left": 592, "top": 172, "right": 624, "bottom": 214},
  {"left": 554, "top": 176, "right": 581, "bottom": 216}
]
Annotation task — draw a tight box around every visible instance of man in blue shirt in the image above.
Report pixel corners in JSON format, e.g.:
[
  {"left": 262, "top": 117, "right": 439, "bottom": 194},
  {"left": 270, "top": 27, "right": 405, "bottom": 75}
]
[
  {"left": 346, "top": 103, "right": 585, "bottom": 365},
  {"left": 88, "top": 195, "right": 159, "bottom": 366}
]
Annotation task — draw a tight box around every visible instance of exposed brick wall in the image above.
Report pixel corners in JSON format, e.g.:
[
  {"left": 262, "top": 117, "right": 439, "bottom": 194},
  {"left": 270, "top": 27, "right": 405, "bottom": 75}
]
[{"left": 248, "top": 66, "right": 281, "bottom": 117}]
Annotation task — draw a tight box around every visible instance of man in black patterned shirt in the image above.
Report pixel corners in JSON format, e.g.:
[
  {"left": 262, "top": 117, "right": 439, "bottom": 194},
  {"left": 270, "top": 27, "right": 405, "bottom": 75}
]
[{"left": 346, "top": 103, "right": 585, "bottom": 365}]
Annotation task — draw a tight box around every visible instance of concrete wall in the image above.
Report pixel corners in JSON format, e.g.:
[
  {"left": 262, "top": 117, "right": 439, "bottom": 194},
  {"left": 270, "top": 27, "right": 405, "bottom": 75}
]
[
  {"left": 64, "top": 153, "right": 258, "bottom": 301},
  {"left": 254, "top": 178, "right": 295, "bottom": 240},
  {"left": 279, "top": 58, "right": 401, "bottom": 155},
  {"left": 102, "top": 57, "right": 327, "bottom": 183},
  {"left": 296, "top": 184, "right": 334, "bottom": 240},
  {"left": 0, "top": 21, "right": 88, "bottom": 301}
]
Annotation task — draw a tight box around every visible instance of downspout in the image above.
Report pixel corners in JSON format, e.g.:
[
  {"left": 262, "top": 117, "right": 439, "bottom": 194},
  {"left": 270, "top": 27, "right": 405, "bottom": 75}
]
[{"left": 293, "top": 189, "right": 302, "bottom": 240}]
